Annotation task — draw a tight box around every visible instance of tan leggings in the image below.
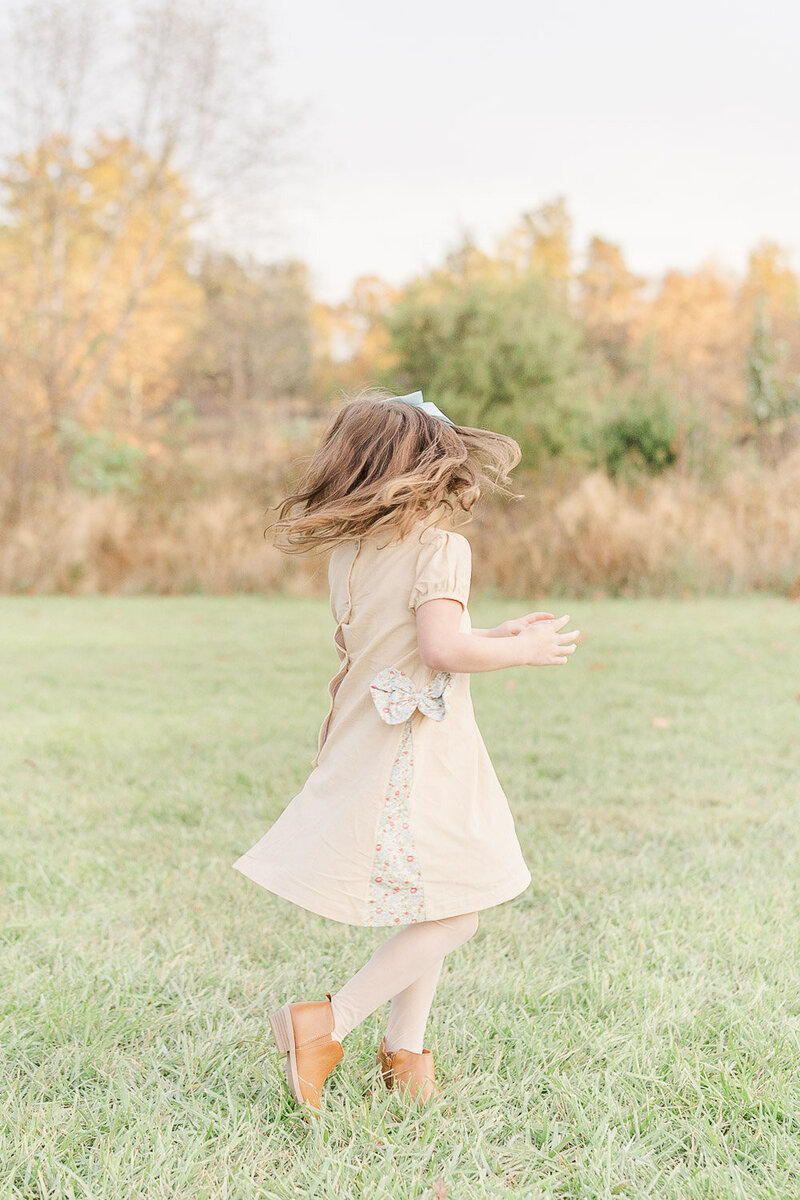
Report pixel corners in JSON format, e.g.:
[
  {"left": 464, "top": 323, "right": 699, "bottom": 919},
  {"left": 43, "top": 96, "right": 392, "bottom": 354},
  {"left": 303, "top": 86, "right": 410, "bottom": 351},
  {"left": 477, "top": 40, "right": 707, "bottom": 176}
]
[{"left": 329, "top": 911, "right": 479, "bottom": 1054}]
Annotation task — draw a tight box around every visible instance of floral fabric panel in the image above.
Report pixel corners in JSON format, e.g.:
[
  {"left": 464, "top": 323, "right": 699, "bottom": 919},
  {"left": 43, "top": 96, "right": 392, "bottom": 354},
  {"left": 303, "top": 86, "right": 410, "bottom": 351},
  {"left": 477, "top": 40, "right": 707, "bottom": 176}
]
[
  {"left": 365, "top": 719, "right": 424, "bottom": 924},
  {"left": 365, "top": 667, "right": 454, "bottom": 926}
]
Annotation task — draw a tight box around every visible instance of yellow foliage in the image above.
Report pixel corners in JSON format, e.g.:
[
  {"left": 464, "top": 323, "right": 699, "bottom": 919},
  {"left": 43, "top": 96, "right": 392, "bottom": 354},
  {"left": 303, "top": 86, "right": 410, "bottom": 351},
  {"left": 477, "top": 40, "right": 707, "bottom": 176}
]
[
  {"left": 742, "top": 242, "right": 800, "bottom": 316},
  {"left": 638, "top": 266, "right": 746, "bottom": 416},
  {"left": 312, "top": 275, "right": 400, "bottom": 394},
  {"left": 578, "top": 237, "right": 646, "bottom": 348},
  {"left": 0, "top": 133, "right": 203, "bottom": 437},
  {"left": 496, "top": 196, "right": 572, "bottom": 284}
]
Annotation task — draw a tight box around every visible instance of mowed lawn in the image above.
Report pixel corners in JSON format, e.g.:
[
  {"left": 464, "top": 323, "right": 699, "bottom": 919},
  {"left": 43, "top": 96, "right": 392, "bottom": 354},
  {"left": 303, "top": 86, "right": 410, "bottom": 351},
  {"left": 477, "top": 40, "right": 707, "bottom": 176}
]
[{"left": 1, "top": 594, "right": 799, "bottom": 1200}]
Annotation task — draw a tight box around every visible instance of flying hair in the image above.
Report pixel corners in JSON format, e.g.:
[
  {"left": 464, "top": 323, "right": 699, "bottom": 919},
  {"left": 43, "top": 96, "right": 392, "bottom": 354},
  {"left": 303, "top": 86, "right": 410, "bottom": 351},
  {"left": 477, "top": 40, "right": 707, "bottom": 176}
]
[{"left": 267, "top": 388, "right": 523, "bottom": 554}]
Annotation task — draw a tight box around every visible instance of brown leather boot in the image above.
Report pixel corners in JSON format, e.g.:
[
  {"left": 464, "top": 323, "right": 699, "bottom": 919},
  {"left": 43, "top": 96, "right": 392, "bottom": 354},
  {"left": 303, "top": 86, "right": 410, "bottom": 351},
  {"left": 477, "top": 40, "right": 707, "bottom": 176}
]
[
  {"left": 376, "top": 1035, "right": 440, "bottom": 1103},
  {"left": 269, "top": 991, "right": 343, "bottom": 1111}
]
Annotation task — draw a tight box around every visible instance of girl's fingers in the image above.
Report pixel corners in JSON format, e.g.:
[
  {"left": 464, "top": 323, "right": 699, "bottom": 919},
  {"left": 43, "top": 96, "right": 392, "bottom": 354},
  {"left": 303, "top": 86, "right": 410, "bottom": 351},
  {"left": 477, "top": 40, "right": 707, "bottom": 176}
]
[{"left": 557, "top": 629, "right": 580, "bottom": 642}]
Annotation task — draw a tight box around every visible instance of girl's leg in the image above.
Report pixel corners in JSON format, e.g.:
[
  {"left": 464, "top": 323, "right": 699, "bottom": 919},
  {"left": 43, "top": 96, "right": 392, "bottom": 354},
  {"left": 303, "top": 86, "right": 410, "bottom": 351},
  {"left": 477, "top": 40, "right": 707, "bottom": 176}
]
[
  {"left": 328, "top": 911, "right": 479, "bottom": 1046},
  {"left": 383, "top": 956, "right": 444, "bottom": 1054}
]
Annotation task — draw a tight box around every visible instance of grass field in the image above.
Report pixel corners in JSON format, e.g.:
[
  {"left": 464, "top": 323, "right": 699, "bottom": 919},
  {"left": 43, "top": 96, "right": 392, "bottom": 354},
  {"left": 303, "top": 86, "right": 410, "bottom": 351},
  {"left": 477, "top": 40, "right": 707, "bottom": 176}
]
[{"left": 2, "top": 594, "right": 799, "bottom": 1200}]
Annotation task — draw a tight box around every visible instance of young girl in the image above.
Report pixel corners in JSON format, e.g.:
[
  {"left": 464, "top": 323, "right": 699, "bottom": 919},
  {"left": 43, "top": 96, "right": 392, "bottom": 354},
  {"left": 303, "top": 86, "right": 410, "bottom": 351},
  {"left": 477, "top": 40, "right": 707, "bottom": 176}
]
[{"left": 233, "top": 389, "right": 579, "bottom": 1112}]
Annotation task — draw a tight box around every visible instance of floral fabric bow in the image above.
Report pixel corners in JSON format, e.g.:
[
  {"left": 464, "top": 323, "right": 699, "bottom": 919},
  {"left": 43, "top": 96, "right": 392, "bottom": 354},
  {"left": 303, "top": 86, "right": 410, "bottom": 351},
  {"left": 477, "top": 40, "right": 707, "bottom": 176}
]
[
  {"left": 381, "top": 391, "right": 454, "bottom": 425},
  {"left": 369, "top": 666, "right": 454, "bottom": 725}
]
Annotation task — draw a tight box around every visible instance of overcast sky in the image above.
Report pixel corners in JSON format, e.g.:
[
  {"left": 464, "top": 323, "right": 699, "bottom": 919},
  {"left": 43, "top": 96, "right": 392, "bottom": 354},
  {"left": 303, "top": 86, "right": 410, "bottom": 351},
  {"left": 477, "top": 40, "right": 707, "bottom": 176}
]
[{"left": 265, "top": 0, "right": 799, "bottom": 302}]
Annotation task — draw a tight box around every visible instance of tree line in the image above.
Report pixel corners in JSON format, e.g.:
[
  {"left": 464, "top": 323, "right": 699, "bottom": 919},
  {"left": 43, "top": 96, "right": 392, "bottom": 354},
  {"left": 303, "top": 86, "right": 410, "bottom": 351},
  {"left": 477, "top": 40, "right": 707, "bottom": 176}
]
[{"left": 1, "top": 3, "right": 799, "bottom": 531}]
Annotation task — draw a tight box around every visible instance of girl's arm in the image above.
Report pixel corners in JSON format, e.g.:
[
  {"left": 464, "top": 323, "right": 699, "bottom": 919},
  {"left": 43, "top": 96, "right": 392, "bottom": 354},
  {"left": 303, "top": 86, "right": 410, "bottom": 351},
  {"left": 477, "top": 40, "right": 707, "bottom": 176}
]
[
  {"left": 471, "top": 611, "right": 556, "bottom": 637},
  {"left": 416, "top": 598, "right": 580, "bottom": 673}
]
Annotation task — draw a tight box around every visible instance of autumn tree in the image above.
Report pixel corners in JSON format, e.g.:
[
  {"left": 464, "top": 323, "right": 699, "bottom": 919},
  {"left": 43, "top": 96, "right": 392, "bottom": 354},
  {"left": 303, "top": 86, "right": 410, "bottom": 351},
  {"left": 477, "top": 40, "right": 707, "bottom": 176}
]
[
  {"left": 496, "top": 196, "right": 572, "bottom": 291},
  {"left": 639, "top": 267, "right": 744, "bottom": 433},
  {"left": 0, "top": 0, "right": 290, "bottom": 505},
  {"left": 0, "top": 134, "right": 203, "bottom": 436},
  {"left": 312, "top": 275, "right": 400, "bottom": 397},
  {"left": 742, "top": 242, "right": 800, "bottom": 318},
  {"left": 177, "top": 253, "right": 313, "bottom": 414},
  {"left": 578, "top": 237, "right": 645, "bottom": 368}
]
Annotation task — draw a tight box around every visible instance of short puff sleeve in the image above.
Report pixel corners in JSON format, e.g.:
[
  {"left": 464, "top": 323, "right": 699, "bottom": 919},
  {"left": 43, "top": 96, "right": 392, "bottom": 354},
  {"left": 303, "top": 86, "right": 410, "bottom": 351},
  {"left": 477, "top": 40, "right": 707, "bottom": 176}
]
[{"left": 408, "top": 530, "right": 471, "bottom": 612}]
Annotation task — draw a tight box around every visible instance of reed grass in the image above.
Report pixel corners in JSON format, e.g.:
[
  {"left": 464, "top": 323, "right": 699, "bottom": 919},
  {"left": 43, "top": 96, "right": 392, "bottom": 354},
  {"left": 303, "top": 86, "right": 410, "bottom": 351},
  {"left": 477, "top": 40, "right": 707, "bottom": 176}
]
[{"left": 2, "top": 443, "right": 799, "bottom": 598}]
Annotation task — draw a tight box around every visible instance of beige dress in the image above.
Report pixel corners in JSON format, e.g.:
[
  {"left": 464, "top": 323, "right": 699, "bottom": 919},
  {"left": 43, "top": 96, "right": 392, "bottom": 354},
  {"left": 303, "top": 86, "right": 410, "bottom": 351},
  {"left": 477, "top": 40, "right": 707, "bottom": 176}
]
[{"left": 232, "top": 515, "right": 532, "bottom": 927}]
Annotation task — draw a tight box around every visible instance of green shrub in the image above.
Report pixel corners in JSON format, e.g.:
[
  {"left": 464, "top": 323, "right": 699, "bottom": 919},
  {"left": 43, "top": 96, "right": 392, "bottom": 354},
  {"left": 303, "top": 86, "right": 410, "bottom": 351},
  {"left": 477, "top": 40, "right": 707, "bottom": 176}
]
[
  {"left": 747, "top": 302, "right": 800, "bottom": 426},
  {"left": 57, "top": 420, "right": 144, "bottom": 495},
  {"left": 384, "top": 272, "right": 595, "bottom": 464},
  {"left": 594, "top": 390, "right": 679, "bottom": 478}
]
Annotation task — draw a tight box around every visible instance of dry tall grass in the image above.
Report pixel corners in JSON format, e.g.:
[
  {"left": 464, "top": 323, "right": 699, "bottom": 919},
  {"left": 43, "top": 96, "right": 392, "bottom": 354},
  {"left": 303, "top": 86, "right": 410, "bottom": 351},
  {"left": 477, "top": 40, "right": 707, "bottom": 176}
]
[
  {"left": 468, "top": 444, "right": 800, "bottom": 598},
  {"left": 1, "top": 442, "right": 799, "bottom": 597}
]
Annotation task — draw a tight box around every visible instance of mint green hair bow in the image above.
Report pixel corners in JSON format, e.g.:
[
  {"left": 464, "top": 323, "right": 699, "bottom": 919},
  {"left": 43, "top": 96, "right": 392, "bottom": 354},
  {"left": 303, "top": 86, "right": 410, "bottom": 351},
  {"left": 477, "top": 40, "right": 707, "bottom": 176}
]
[{"left": 382, "top": 390, "right": 454, "bottom": 425}]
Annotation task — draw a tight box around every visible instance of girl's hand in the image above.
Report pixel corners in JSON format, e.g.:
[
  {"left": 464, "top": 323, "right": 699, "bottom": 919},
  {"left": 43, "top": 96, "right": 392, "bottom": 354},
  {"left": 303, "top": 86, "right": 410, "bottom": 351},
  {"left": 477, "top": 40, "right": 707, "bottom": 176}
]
[
  {"left": 492, "top": 611, "right": 556, "bottom": 638},
  {"left": 516, "top": 614, "right": 580, "bottom": 666}
]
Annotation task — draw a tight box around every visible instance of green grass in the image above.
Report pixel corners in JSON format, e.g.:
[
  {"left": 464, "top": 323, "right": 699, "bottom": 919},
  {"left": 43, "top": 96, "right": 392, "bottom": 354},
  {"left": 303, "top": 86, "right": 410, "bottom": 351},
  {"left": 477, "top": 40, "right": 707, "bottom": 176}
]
[{"left": 1, "top": 594, "right": 799, "bottom": 1200}]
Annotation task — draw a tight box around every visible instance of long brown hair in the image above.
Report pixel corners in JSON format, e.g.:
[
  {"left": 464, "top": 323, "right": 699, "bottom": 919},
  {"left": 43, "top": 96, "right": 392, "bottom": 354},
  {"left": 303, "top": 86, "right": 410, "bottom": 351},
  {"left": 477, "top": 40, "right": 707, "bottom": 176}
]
[{"left": 268, "top": 388, "right": 523, "bottom": 554}]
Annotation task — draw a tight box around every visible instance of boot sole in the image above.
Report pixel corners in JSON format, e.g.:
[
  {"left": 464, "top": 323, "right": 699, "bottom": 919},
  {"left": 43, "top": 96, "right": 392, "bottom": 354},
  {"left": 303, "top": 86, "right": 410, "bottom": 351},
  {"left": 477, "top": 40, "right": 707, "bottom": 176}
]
[{"left": 269, "top": 1003, "right": 304, "bottom": 1105}]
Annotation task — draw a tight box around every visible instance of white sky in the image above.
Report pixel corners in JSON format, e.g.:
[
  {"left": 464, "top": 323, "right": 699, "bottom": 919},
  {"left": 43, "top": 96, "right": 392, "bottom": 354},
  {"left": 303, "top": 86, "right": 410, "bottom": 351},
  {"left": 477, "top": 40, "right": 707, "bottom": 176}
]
[{"left": 265, "top": 0, "right": 799, "bottom": 302}]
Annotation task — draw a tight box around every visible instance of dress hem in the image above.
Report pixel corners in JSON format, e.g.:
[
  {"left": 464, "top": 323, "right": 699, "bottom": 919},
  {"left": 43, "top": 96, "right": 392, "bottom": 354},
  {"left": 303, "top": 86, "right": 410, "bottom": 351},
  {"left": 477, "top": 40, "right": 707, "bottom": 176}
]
[{"left": 231, "top": 858, "right": 532, "bottom": 928}]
